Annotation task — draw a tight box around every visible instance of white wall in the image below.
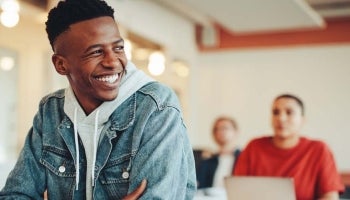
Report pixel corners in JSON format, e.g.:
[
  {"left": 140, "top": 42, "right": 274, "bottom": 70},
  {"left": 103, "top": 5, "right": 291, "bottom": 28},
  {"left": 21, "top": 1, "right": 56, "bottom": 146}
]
[
  {"left": 0, "top": 16, "right": 51, "bottom": 147},
  {"left": 106, "top": 0, "right": 198, "bottom": 64},
  {"left": 191, "top": 44, "right": 350, "bottom": 171},
  {"left": 0, "top": 47, "right": 18, "bottom": 161}
]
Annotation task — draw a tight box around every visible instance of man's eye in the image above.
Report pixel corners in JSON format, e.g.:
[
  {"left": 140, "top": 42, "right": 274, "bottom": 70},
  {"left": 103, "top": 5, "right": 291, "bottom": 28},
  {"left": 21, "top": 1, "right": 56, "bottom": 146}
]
[
  {"left": 114, "top": 46, "right": 124, "bottom": 51},
  {"left": 286, "top": 110, "right": 294, "bottom": 115},
  {"left": 89, "top": 49, "right": 103, "bottom": 56},
  {"left": 91, "top": 49, "right": 102, "bottom": 55}
]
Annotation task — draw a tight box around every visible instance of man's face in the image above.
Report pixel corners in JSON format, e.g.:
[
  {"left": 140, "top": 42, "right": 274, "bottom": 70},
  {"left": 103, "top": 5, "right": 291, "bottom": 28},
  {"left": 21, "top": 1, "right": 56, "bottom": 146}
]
[
  {"left": 52, "top": 16, "right": 127, "bottom": 114},
  {"left": 271, "top": 98, "right": 304, "bottom": 140},
  {"left": 213, "top": 119, "right": 238, "bottom": 147}
]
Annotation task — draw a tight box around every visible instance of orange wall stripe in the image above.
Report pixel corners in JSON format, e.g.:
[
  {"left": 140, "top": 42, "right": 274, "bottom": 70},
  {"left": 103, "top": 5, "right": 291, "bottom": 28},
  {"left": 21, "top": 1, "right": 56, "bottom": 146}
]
[{"left": 196, "top": 18, "right": 350, "bottom": 51}]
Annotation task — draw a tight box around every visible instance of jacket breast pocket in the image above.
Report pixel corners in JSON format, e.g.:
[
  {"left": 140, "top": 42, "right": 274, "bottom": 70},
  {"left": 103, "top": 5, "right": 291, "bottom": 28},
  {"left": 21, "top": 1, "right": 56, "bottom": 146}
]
[
  {"left": 99, "top": 153, "right": 133, "bottom": 199},
  {"left": 40, "top": 146, "right": 76, "bottom": 178}
]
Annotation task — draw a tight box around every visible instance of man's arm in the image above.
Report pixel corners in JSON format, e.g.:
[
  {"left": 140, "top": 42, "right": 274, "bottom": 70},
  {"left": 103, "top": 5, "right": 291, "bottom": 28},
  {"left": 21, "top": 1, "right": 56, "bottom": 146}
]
[
  {"left": 123, "top": 180, "right": 147, "bottom": 200},
  {"left": 316, "top": 142, "right": 344, "bottom": 199},
  {"left": 128, "top": 106, "right": 196, "bottom": 199}
]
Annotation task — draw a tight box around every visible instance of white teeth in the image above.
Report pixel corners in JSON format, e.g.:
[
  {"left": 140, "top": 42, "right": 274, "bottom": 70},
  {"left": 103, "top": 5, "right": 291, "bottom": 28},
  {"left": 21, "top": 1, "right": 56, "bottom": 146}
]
[{"left": 96, "top": 74, "right": 119, "bottom": 83}]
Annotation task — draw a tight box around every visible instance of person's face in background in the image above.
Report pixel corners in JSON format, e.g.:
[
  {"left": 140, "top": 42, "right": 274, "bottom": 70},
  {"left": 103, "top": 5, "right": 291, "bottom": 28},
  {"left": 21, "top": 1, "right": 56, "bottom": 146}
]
[
  {"left": 52, "top": 16, "right": 127, "bottom": 114},
  {"left": 271, "top": 97, "right": 304, "bottom": 140},
  {"left": 213, "top": 119, "right": 238, "bottom": 147}
]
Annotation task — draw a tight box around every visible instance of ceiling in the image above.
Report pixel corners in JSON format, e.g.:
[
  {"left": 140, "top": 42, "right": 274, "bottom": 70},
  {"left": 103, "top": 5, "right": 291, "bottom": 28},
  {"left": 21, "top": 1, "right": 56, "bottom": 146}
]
[
  {"left": 19, "top": 0, "right": 350, "bottom": 34},
  {"left": 151, "top": 0, "right": 350, "bottom": 34}
]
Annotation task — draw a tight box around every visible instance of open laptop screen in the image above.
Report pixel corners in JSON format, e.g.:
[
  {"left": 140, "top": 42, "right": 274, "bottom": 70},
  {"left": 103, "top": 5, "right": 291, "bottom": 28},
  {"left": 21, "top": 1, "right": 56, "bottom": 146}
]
[{"left": 224, "top": 176, "right": 296, "bottom": 200}]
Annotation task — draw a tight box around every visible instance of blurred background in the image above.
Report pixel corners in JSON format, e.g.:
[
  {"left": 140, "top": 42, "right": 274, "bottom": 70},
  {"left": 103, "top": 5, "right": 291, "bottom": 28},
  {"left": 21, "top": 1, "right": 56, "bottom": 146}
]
[{"left": 1, "top": 0, "right": 350, "bottom": 186}]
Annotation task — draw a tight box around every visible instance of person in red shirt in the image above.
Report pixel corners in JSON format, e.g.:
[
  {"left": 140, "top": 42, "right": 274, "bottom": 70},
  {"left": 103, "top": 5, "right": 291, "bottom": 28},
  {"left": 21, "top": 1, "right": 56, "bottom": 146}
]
[{"left": 233, "top": 94, "right": 344, "bottom": 200}]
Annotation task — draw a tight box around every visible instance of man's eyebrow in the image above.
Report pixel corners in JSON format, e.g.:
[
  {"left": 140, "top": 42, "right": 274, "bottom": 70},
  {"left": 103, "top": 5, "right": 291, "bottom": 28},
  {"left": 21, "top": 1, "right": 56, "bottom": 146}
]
[
  {"left": 113, "top": 38, "right": 124, "bottom": 45},
  {"left": 83, "top": 38, "right": 124, "bottom": 53}
]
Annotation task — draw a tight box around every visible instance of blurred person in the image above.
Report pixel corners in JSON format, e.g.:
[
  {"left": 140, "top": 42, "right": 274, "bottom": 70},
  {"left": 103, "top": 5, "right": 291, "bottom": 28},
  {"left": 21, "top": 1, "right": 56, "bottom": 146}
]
[
  {"left": 233, "top": 94, "right": 344, "bottom": 200},
  {"left": 196, "top": 116, "right": 241, "bottom": 191},
  {"left": 0, "top": 0, "right": 196, "bottom": 199}
]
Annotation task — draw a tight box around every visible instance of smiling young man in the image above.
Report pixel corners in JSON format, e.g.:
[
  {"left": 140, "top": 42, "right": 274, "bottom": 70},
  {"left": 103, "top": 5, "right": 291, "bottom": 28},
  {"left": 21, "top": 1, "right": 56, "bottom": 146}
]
[
  {"left": 233, "top": 94, "right": 344, "bottom": 200},
  {"left": 0, "top": 0, "right": 196, "bottom": 199}
]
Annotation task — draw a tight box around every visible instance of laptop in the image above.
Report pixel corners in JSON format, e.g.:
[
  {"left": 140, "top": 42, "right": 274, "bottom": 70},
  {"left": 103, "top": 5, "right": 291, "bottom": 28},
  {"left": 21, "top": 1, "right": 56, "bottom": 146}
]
[{"left": 224, "top": 176, "right": 296, "bottom": 200}]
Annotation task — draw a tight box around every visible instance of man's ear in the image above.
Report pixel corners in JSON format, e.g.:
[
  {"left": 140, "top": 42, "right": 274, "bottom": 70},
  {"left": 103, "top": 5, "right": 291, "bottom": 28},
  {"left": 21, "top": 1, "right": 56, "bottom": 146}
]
[{"left": 52, "top": 54, "right": 68, "bottom": 75}]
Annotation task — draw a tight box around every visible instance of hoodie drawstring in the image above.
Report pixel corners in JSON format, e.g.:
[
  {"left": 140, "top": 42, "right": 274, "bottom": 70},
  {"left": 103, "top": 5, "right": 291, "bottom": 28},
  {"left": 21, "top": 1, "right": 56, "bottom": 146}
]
[
  {"left": 73, "top": 108, "right": 100, "bottom": 190},
  {"left": 74, "top": 107, "right": 80, "bottom": 190},
  {"left": 91, "top": 109, "right": 99, "bottom": 187}
]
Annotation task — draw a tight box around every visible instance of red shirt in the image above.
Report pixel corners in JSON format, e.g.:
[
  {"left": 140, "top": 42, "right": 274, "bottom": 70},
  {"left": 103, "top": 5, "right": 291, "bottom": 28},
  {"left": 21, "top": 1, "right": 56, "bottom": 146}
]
[{"left": 233, "top": 136, "right": 344, "bottom": 200}]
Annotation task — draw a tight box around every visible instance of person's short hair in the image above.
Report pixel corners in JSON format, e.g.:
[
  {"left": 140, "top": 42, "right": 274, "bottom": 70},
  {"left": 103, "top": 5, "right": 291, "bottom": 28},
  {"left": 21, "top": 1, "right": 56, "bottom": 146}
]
[
  {"left": 274, "top": 94, "right": 305, "bottom": 116},
  {"left": 45, "top": 0, "right": 115, "bottom": 49},
  {"left": 212, "top": 116, "right": 238, "bottom": 134}
]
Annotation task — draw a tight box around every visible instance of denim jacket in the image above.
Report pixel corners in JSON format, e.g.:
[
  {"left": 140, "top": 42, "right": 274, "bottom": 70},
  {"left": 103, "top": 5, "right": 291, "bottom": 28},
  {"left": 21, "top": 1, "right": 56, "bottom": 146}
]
[{"left": 0, "top": 82, "right": 197, "bottom": 200}]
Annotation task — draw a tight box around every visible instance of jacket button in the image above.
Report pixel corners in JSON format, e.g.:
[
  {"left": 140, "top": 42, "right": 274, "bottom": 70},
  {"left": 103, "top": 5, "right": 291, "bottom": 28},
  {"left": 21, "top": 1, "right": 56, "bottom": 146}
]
[
  {"left": 59, "top": 166, "right": 66, "bottom": 173},
  {"left": 122, "top": 171, "right": 129, "bottom": 179}
]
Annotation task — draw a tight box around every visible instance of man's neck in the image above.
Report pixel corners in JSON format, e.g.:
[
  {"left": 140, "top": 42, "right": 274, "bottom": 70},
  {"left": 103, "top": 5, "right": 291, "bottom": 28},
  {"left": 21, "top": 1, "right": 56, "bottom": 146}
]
[
  {"left": 272, "top": 135, "right": 300, "bottom": 149},
  {"left": 219, "top": 143, "right": 236, "bottom": 155}
]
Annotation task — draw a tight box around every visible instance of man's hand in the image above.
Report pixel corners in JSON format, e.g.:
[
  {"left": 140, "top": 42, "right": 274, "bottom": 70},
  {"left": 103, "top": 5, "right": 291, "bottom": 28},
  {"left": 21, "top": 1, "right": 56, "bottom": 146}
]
[{"left": 122, "top": 179, "right": 147, "bottom": 200}]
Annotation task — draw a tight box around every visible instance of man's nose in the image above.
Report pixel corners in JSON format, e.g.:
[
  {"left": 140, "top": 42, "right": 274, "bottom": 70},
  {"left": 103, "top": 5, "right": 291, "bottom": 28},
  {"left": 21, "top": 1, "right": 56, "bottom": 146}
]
[
  {"left": 277, "top": 113, "right": 287, "bottom": 121},
  {"left": 101, "top": 51, "right": 119, "bottom": 68}
]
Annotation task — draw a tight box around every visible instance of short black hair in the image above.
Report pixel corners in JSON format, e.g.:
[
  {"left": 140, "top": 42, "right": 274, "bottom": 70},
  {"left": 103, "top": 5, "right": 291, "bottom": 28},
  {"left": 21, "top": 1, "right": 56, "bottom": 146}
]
[
  {"left": 274, "top": 94, "right": 305, "bottom": 116},
  {"left": 45, "top": 0, "right": 115, "bottom": 49}
]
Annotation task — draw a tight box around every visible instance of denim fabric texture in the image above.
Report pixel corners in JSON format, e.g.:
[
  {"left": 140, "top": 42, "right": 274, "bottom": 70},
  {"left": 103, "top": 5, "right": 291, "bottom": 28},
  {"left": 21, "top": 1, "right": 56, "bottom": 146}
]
[{"left": 0, "top": 82, "right": 197, "bottom": 200}]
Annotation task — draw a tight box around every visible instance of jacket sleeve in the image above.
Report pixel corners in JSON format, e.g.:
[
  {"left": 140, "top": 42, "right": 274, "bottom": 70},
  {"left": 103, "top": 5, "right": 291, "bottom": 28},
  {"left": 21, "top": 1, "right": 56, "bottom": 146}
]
[
  {"left": 0, "top": 111, "right": 46, "bottom": 199},
  {"left": 127, "top": 106, "right": 197, "bottom": 199}
]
